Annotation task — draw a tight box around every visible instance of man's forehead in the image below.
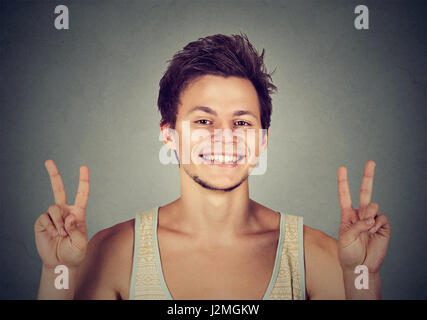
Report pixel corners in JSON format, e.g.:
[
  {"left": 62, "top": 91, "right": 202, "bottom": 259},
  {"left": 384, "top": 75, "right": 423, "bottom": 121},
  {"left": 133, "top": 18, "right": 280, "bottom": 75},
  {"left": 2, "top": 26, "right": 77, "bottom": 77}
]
[
  {"left": 183, "top": 74, "right": 256, "bottom": 94},
  {"left": 178, "top": 75, "right": 261, "bottom": 116}
]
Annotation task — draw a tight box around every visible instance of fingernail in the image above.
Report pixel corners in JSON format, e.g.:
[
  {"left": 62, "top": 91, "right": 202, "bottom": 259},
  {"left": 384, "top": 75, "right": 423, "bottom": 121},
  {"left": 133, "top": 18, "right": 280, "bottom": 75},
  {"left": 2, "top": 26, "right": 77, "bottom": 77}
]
[
  {"left": 366, "top": 218, "right": 374, "bottom": 226},
  {"left": 60, "top": 227, "right": 66, "bottom": 236}
]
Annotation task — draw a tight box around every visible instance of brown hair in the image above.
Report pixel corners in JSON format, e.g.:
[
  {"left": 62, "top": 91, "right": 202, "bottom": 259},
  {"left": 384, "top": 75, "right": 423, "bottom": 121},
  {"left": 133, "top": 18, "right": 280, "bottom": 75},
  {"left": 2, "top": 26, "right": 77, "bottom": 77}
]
[{"left": 158, "top": 33, "right": 277, "bottom": 130}]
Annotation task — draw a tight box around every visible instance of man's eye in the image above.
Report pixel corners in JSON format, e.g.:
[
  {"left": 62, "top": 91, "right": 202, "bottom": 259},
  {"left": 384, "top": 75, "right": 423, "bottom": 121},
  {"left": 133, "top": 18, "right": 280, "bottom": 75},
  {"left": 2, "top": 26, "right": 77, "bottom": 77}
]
[
  {"left": 235, "top": 120, "right": 251, "bottom": 126},
  {"left": 195, "top": 119, "right": 211, "bottom": 125}
]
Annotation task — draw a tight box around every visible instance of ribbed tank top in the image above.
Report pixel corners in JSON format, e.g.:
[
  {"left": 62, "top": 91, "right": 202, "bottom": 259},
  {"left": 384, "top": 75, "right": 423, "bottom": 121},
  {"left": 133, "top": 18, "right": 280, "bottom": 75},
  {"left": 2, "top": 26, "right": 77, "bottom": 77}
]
[{"left": 129, "top": 207, "right": 306, "bottom": 300}]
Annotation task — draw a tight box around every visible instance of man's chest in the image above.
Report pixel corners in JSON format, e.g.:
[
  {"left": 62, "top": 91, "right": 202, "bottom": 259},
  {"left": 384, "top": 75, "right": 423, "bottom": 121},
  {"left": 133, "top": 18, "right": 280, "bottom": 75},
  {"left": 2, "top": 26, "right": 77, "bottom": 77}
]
[{"left": 157, "top": 231, "right": 280, "bottom": 300}]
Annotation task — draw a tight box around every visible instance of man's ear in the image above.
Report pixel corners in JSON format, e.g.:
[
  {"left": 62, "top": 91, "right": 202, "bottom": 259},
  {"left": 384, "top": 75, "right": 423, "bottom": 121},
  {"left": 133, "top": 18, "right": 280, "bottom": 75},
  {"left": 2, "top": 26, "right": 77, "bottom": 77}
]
[
  {"left": 160, "top": 124, "right": 178, "bottom": 151},
  {"left": 260, "top": 129, "right": 269, "bottom": 153}
]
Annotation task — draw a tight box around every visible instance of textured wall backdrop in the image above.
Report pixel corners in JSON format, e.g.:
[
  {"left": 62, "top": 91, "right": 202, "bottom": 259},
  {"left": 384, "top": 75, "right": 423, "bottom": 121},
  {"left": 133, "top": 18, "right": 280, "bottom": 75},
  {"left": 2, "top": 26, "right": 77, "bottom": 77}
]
[{"left": 1, "top": 0, "right": 426, "bottom": 299}]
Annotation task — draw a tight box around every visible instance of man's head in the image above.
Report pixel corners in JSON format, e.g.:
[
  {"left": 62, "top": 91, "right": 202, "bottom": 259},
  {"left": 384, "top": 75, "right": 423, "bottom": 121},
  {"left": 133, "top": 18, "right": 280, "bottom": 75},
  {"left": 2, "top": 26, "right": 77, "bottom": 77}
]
[
  {"left": 158, "top": 33, "right": 277, "bottom": 192},
  {"left": 158, "top": 33, "right": 277, "bottom": 130}
]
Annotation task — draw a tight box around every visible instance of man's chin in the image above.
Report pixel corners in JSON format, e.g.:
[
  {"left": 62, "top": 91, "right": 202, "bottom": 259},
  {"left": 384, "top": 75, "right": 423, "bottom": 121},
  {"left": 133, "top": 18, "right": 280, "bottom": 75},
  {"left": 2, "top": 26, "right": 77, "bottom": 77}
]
[{"left": 191, "top": 174, "right": 248, "bottom": 192}]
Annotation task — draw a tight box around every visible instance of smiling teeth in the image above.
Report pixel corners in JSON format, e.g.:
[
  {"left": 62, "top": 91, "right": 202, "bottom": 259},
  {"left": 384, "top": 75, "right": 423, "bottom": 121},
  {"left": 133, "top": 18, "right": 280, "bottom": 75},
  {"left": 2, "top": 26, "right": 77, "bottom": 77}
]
[{"left": 201, "top": 154, "right": 241, "bottom": 163}]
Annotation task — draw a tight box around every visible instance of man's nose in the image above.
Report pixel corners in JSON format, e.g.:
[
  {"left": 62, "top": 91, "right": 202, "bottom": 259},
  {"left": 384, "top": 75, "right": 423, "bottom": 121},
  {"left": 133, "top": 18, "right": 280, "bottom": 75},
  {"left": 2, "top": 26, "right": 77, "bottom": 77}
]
[
  {"left": 213, "top": 120, "right": 233, "bottom": 131},
  {"left": 212, "top": 126, "right": 234, "bottom": 143}
]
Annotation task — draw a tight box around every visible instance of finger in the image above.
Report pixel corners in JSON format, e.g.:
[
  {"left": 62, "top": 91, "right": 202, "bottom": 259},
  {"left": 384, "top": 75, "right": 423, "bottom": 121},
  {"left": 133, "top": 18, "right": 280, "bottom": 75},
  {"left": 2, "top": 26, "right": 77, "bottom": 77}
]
[
  {"left": 340, "top": 217, "right": 375, "bottom": 247},
  {"left": 359, "top": 202, "right": 379, "bottom": 221},
  {"left": 47, "top": 205, "right": 67, "bottom": 236},
  {"left": 74, "top": 166, "right": 90, "bottom": 210},
  {"left": 64, "top": 213, "right": 87, "bottom": 235},
  {"left": 64, "top": 214, "right": 87, "bottom": 250},
  {"left": 35, "top": 213, "right": 59, "bottom": 237},
  {"left": 45, "top": 160, "right": 67, "bottom": 205},
  {"left": 368, "top": 214, "right": 390, "bottom": 235},
  {"left": 359, "top": 160, "right": 376, "bottom": 212},
  {"left": 337, "top": 166, "right": 355, "bottom": 224},
  {"left": 338, "top": 166, "right": 353, "bottom": 210},
  {"left": 64, "top": 213, "right": 76, "bottom": 235}
]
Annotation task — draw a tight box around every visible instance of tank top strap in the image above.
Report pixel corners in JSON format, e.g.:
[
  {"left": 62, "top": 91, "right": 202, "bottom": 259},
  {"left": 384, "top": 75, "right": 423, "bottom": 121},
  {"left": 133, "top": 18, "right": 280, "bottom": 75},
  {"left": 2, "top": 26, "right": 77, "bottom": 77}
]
[
  {"left": 129, "top": 207, "right": 168, "bottom": 299},
  {"left": 267, "top": 213, "right": 306, "bottom": 300}
]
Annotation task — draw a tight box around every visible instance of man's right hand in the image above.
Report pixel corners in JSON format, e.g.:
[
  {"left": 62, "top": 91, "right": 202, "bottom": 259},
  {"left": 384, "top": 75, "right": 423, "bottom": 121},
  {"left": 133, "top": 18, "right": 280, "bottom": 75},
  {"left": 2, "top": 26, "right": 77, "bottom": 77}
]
[{"left": 34, "top": 160, "right": 90, "bottom": 269}]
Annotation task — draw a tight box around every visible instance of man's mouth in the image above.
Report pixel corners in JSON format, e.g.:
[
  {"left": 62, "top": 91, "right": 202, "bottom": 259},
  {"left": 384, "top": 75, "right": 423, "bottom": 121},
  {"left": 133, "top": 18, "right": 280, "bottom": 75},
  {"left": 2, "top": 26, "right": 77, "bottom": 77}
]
[{"left": 199, "top": 153, "right": 246, "bottom": 164}]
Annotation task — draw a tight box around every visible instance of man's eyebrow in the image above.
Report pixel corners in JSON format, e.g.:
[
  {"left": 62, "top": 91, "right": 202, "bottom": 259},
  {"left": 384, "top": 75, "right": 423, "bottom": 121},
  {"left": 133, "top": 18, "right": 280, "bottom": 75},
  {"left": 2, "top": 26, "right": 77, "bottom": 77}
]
[
  {"left": 186, "top": 106, "right": 217, "bottom": 116},
  {"left": 232, "top": 110, "right": 258, "bottom": 119},
  {"left": 187, "top": 106, "right": 258, "bottom": 119}
]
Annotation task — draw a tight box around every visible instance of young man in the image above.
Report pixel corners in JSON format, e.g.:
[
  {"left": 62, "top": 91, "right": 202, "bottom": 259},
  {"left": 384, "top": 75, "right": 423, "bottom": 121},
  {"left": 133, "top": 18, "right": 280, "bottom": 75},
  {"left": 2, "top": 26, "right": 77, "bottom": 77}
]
[{"left": 35, "top": 34, "right": 390, "bottom": 300}]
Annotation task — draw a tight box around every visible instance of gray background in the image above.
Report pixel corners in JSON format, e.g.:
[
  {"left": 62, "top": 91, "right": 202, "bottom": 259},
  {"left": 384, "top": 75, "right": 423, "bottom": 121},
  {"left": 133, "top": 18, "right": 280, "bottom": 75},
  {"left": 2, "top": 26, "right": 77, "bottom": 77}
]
[{"left": 1, "top": 0, "right": 426, "bottom": 299}]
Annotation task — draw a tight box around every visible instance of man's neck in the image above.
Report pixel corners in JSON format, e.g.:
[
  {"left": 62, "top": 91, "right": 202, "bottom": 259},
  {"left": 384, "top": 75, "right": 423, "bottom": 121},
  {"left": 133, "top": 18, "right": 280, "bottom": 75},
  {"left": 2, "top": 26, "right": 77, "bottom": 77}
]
[{"left": 172, "top": 174, "right": 255, "bottom": 242}]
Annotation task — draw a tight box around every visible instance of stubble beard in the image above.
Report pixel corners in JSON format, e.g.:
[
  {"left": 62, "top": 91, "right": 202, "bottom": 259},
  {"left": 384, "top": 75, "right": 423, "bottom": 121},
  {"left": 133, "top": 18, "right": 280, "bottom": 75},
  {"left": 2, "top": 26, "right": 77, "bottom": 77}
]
[{"left": 183, "top": 165, "right": 249, "bottom": 192}]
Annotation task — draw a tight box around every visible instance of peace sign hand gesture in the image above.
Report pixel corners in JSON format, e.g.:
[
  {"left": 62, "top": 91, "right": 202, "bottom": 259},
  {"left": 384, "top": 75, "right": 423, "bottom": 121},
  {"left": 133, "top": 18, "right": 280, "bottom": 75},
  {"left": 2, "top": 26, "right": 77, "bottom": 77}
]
[
  {"left": 34, "top": 160, "right": 90, "bottom": 269},
  {"left": 337, "top": 161, "right": 391, "bottom": 274}
]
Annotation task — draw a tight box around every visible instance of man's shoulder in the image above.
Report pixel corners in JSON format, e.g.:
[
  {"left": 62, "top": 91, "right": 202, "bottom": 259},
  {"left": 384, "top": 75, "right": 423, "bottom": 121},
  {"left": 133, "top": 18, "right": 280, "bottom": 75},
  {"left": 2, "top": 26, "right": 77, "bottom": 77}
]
[
  {"left": 89, "top": 218, "right": 135, "bottom": 257},
  {"left": 303, "top": 224, "right": 338, "bottom": 258}
]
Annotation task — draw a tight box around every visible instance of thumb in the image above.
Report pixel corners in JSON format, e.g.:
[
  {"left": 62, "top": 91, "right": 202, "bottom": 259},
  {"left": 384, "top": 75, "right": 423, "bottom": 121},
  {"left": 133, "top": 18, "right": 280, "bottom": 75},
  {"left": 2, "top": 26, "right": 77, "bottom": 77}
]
[
  {"left": 340, "top": 217, "right": 375, "bottom": 247},
  {"left": 64, "top": 214, "right": 87, "bottom": 251}
]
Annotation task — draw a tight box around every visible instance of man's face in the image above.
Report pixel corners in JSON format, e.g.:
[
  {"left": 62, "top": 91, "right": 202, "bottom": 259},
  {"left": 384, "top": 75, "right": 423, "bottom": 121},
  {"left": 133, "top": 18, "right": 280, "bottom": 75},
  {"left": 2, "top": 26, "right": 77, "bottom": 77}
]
[{"left": 163, "top": 74, "right": 268, "bottom": 191}]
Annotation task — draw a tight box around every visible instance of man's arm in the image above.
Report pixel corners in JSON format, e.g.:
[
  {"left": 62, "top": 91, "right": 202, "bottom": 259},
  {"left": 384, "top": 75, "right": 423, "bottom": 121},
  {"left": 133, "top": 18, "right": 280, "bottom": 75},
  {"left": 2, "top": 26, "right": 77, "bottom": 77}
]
[
  {"left": 74, "top": 220, "right": 134, "bottom": 300},
  {"left": 342, "top": 269, "right": 382, "bottom": 300},
  {"left": 304, "top": 225, "right": 345, "bottom": 300},
  {"left": 38, "top": 265, "right": 79, "bottom": 300}
]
